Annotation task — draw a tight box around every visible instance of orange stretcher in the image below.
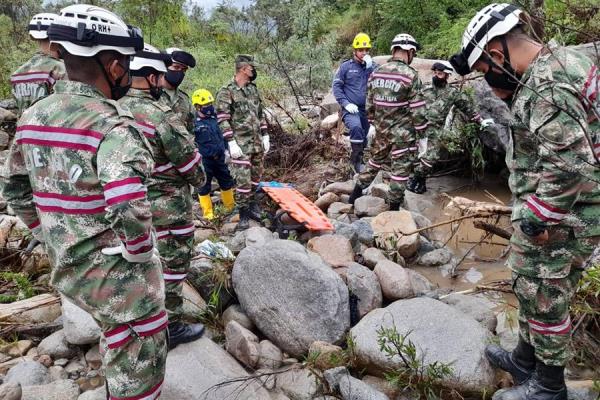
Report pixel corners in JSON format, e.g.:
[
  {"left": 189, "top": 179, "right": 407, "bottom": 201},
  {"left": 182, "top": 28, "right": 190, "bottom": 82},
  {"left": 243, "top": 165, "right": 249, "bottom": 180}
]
[{"left": 259, "top": 181, "right": 334, "bottom": 232}]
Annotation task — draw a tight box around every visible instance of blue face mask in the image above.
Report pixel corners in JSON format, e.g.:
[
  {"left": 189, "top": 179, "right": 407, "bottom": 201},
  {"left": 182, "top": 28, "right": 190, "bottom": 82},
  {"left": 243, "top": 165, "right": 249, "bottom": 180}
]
[{"left": 200, "top": 105, "right": 215, "bottom": 116}]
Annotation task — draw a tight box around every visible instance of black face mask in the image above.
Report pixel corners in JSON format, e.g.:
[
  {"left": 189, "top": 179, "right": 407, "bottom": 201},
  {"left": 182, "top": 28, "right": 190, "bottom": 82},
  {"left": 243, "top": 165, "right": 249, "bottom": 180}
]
[
  {"left": 249, "top": 67, "right": 257, "bottom": 82},
  {"left": 165, "top": 69, "right": 185, "bottom": 87},
  {"left": 483, "top": 36, "right": 521, "bottom": 93},
  {"left": 200, "top": 105, "right": 216, "bottom": 116},
  {"left": 432, "top": 76, "right": 447, "bottom": 88},
  {"left": 95, "top": 57, "right": 131, "bottom": 100},
  {"left": 145, "top": 76, "right": 163, "bottom": 101}
]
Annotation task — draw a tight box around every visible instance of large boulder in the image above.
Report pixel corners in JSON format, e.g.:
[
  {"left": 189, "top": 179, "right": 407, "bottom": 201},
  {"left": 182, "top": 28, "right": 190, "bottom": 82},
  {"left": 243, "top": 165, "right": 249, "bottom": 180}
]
[
  {"left": 225, "top": 321, "right": 260, "bottom": 368},
  {"left": 371, "top": 211, "right": 419, "bottom": 258},
  {"left": 275, "top": 367, "right": 319, "bottom": 400},
  {"left": 307, "top": 234, "right": 354, "bottom": 267},
  {"left": 0, "top": 382, "right": 21, "bottom": 400},
  {"left": 161, "top": 338, "right": 271, "bottom": 399},
  {"left": 345, "top": 263, "right": 382, "bottom": 318},
  {"left": 350, "top": 297, "right": 495, "bottom": 392},
  {"left": 354, "top": 196, "right": 389, "bottom": 217},
  {"left": 61, "top": 297, "right": 101, "bottom": 345},
  {"left": 21, "top": 379, "right": 79, "bottom": 400},
  {"left": 232, "top": 240, "right": 350, "bottom": 357},
  {"left": 37, "top": 330, "right": 77, "bottom": 359},
  {"left": 6, "top": 361, "right": 50, "bottom": 386},
  {"left": 441, "top": 293, "right": 497, "bottom": 332}
]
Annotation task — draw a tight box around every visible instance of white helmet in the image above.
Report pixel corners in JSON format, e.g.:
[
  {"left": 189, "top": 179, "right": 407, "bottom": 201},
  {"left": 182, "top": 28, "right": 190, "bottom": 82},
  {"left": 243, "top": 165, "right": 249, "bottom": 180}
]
[
  {"left": 131, "top": 43, "right": 168, "bottom": 74},
  {"left": 460, "top": 3, "right": 522, "bottom": 70},
  {"left": 48, "top": 4, "right": 143, "bottom": 57},
  {"left": 28, "top": 13, "right": 58, "bottom": 40},
  {"left": 390, "top": 33, "right": 420, "bottom": 52},
  {"left": 165, "top": 47, "right": 182, "bottom": 55}
]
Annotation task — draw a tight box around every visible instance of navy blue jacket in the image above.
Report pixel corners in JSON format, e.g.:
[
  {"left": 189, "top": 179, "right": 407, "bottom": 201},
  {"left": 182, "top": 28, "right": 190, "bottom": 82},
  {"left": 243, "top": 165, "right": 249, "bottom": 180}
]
[
  {"left": 194, "top": 114, "right": 226, "bottom": 158},
  {"left": 332, "top": 58, "right": 376, "bottom": 109}
]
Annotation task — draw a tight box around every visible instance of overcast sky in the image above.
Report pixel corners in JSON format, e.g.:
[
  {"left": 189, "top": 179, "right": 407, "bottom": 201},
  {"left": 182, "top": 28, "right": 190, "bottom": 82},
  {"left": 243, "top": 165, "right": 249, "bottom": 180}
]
[{"left": 193, "top": 0, "right": 255, "bottom": 12}]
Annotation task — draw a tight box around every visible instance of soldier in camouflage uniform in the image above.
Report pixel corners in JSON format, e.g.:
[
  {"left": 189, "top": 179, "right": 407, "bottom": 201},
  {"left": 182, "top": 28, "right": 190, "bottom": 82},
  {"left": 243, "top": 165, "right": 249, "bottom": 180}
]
[
  {"left": 160, "top": 48, "right": 196, "bottom": 134},
  {"left": 11, "top": 13, "right": 66, "bottom": 116},
  {"left": 451, "top": 4, "right": 600, "bottom": 399},
  {"left": 348, "top": 34, "right": 429, "bottom": 210},
  {"left": 216, "top": 54, "right": 270, "bottom": 230},
  {"left": 408, "top": 61, "right": 492, "bottom": 194},
  {"left": 3, "top": 5, "right": 167, "bottom": 400},
  {"left": 120, "top": 43, "right": 206, "bottom": 349}
]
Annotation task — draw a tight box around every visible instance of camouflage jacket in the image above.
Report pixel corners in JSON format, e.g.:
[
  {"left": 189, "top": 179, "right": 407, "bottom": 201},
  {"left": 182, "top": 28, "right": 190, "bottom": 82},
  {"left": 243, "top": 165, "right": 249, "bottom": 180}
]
[
  {"left": 366, "top": 59, "right": 429, "bottom": 138},
  {"left": 422, "top": 84, "right": 481, "bottom": 129},
  {"left": 162, "top": 88, "right": 195, "bottom": 135},
  {"left": 11, "top": 52, "right": 66, "bottom": 116},
  {"left": 216, "top": 79, "right": 268, "bottom": 152},
  {"left": 2, "top": 81, "right": 161, "bottom": 319},
  {"left": 509, "top": 44, "right": 600, "bottom": 238},
  {"left": 120, "top": 89, "right": 205, "bottom": 195}
]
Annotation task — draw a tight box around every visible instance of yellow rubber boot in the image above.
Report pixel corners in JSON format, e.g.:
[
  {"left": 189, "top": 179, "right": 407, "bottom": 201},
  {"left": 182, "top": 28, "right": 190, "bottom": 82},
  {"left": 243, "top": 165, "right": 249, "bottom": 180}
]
[
  {"left": 220, "top": 189, "right": 235, "bottom": 212},
  {"left": 198, "top": 194, "right": 214, "bottom": 220}
]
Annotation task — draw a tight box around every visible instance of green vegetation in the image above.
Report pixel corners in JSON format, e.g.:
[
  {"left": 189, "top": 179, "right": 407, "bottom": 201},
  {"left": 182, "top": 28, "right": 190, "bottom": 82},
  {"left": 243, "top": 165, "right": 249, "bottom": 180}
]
[{"left": 0, "top": 272, "right": 35, "bottom": 303}]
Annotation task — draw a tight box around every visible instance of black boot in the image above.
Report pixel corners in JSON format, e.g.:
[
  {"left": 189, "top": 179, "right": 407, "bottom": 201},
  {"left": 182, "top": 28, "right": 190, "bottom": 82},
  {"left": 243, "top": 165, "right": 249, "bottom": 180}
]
[
  {"left": 486, "top": 338, "right": 535, "bottom": 385},
  {"left": 236, "top": 207, "right": 250, "bottom": 231},
  {"left": 388, "top": 201, "right": 402, "bottom": 211},
  {"left": 348, "top": 184, "right": 363, "bottom": 205},
  {"left": 406, "top": 177, "right": 419, "bottom": 193},
  {"left": 492, "top": 363, "right": 567, "bottom": 400},
  {"left": 408, "top": 176, "right": 427, "bottom": 194},
  {"left": 167, "top": 321, "right": 205, "bottom": 350},
  {"left": 248, "top": 201, "right": 262, "bottom": 222},
  {"left": 350, "top": 143, "right": 364, "bottom": 173}
]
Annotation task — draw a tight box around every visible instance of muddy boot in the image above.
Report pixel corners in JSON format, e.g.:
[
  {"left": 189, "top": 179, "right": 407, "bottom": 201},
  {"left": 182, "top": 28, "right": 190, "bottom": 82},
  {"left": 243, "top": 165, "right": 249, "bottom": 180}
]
[
  {"left": 248, "top": 201, "right": 263, "bottom": 222},
  {"left": 350, "top": 143, "right": 365, "bottom": 174},
  {"left": 348, "top": 184, "right": 363, "bottom": 205},
  {"left": 486, "top": 338, "right": 535, "bottom": 385},
  {"left": 492, "top": 364, "right": 567, "bottom": 400},
  {"left": 236, "top": 207, "right": 250, "bottom": 231},
  {"left": 167, "top": 321, "right": 205, "bottom": 350},
  {"left": 406, "top": 177, "right": 419, "bottom": 193},
  {"left": 413, "top": 176, "right": 427, "bottom": 194}
]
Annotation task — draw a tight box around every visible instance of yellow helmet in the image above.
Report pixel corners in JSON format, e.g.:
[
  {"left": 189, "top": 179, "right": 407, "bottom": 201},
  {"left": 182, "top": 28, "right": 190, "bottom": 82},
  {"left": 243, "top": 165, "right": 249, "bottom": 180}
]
[
  {"left": 352, "top": 32, "right": 372, "bottom": 49},
  {"left": 192, "top": 89, "right": 214, "bottom": 106}
]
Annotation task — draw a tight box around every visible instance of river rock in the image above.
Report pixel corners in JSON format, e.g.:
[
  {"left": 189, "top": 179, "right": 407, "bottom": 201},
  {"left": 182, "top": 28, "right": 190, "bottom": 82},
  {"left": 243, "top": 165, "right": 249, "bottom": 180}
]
[
  {"left": 322, "top": 180, "right": 355, "bottom": 196},
  {"left": 315, "top": 192, "right": 340, "bottom": 211},
  {"left": 309, "top": 341, "right": 345, "bottom": 371},
  {"left": 369, "top": 183, "right": 390, "bottom": 200},
  {"left": 227, "top": 229, "right": 247, "bottom": 254},
  {"left": 441, "top": 293, "right": 497, "bottom": 332},
  {"left": 225, "top": 321, "right": 260, "bottom": 368},
  {"left": 188, "top": 258, "right": 234, "bottom": 311},
  {"left": 275, "top": 368, "right": 318, "bottom": 400},
  {"left": 321, "top": 113, "right": 339, "bottom": 130},
  {"left": 257, "top": 340, "right": 283, "bottom": 369},
  {"left": 0, "top": 108, "right": 16, "bottom": 122},
  {"left": 371, "top": 211, "right": 419, "bottom": 258},
  {"left": 332, "top": 221, "right": 360, "bottom": 251},
  {"left": 407, "top": 269, "right": 435, "bottom": 296},
  {"left": 352, "top": 219, "right": 374, "bottom": 246},
  {"left": 232, "top": 240, "right": 350, "bottom": 357},
  {"left": 21, "top": 379, "right": 79, "bottom": 400},
  {"left": 327, "top": 202, "right": 353, "bottom": 219},
  {"left": 48, "top": 366, "right": 67, "bottom": 381},
  {"left": 566, "top": 380, "right": 600, "bottom": 400},
  {"left": 324, "top": 367, "right": 389, "bottom": 400},
  {"left": 77, "top": 386, "right": 106, "bottom": 400},
  {"left": 350, "top": 297, "right": 495, "bottom": 392},
  {"left": 373, "top": 260, "right": 412, "bottom": 300},
  {"left": 1, "top": 340, "right": 33, "bottom": 358},
  {"left": 6, "top": 361, "right": 50, "bottom": 386},
  {"left": 418, "top": 248, "right": 454, "bottom": 267},
  {"left": 161, "top": 338, "right": 271, "bottom": 399},
  {"left": 0, "top": 382, "right": 21, "bottom": 400},
  {"left": 246, "top": 226, "right": 276, "bottom": 248},
  {"left": 346, "top": 263, "right": 382, "bottom": 317},
  {"left": 361, "top": 247, "right": 388, "bottom": 269},
  {"left": 354, "top": 196, "right": 389, "bottom": 217},
  {"left": 37, "top": 330, "right": 76, "bottom": 359},
  {"left": 194, "top": 228, "right": 216, "bottom": 244},
  {"left": 361, "top": 376, "right": 399, "bottom": 399},
  {"left": 222, "top": 304, "right": 254, "bottom": 331},
  {"left": 307, "top": 234, "right": 354, "bottom": 267},
  {"left": 61, "top": 297, "right": 101, "bottom": 345},
  {"left": 0, "top": 130, "right": 10, "bottom": 149}
]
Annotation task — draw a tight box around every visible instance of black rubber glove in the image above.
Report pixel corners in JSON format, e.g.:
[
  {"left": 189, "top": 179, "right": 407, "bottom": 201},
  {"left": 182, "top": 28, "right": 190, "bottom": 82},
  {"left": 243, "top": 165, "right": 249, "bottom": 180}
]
[{"left": 520, "top": 219, "right": 547, "bottom": 237}]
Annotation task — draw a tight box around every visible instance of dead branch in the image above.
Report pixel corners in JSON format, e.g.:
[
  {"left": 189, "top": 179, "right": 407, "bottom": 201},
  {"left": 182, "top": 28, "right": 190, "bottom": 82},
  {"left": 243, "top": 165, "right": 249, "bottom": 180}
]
[
  {"left": 376, "top": 212, "right": 503, "bottom": 237},
  {"left": 443, "top": 194, "right": 512, "bottom": 214},
  {"left": 473, "top": 220, "right": 513, "bottom": 240},
  {"left": 0, "top": 293, "right": 59, "bottom": 322}
]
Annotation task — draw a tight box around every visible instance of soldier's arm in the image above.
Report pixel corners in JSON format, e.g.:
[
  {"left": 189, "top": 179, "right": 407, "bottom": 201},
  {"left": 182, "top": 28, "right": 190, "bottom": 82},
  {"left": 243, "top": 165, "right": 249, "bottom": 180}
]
[
  {"left": 258, "top": 93, "right": 268, "bottom": 136},
  {"left": 453, "top": 89, "right": 482, "bottom": 123},
  {"left": 408, "top": 76, "right": 429, "bottom": 137},
  {"left": 524, "top": 86, "right": 594, "bottom": 225},
  {"left": 161, "top": 113, "right": 206, "bottom": 187},
  {"left": 366, "top": 74, "right": 375, "bottom": 122},
  {"left": 2, "top": 141, "right": 42, "bottom": 239},
  {"left": 216, "top": 88, "right": 235, "bottom": 142},
  {"left": 97, "top": 124, "right": 154, "bottom": 255},
  {"left": 332, "top": 63, "right": 351, "bottom": 108}
]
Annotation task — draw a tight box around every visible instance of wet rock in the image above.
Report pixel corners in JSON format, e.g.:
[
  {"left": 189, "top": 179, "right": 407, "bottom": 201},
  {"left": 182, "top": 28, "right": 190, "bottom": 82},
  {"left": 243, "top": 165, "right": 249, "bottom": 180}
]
[
  {"left": 321, "top": 113, "right": 339, "bottom": 130},
  {"left": 1, "top": 340, "right": 33, "bottom": 358},
  {"left": 371, "top": 211, "right": 419, "bottom": 258},
  {"left": 308, "top": 341, "right": 345, "bottom": 371},
  {"left": 418, "top": 248, "right": 454, "bottom": 267},
  {"left": 324, "top": 367, "right": 389, "bottom": 400},
  {"left": 354, "top": 196, "right": 389, "bottom": 217},
  {"left": 38, "top": 330, "right": 76, "bottom": 359},
  {"left": 232, "top": 240, "right": 350, "bottom": 357},
  {"left": 373, "top": 260, "right": 412, "bottom": 300},
  {"left": 327, "top": 202, "right": 353, "bottom": 219},
  {"left": 275, "top": 368, "right": 318, "bottom": 400},
  {"left": 257, "top": 340, "right": 283, "bottom": 369},
  {"left": 307, "top": 234, "right": 354, "bottom": 267},
  {"left": 61, "top": 297, "right": 101, "bottom": 345},
  {"left": 410, "top": 212, "right": 432, "bottom": 230},
  {"left": 362, "top": 247, "right": 388, "bottom": 269},
  {"left": 350, "top": 297, "right": 495, "bottom": 392},
  {"left": 48, "top": 366, "right": 67, "bottom": 381},
  {"left": 77, "top": 386, "right": 106, "bottom": 400},
  {"left": 0, "top": 382, "right": 21, "bottom": 400},
  {"left": 315, "top": 192, "right": 340, "bottom": 211},
  {"left": 6, "top": 361, "right": 50, "bottom": 386},
  {"left": 417, "top": 235, "right": 436, "bottom": 255},
  {"left": 162, "top": 338, "right": 271, "bottom": 399},
  {"left": 21, "top": 379, "right": 79, "bottom": 400},
  {"left": 322, "top": 180, "right": 355, "bottom": 196},
  {"left": 245, "top": 227, "right": 276, "bottom": 248},
  {"left": 222, "top": 304, "right": 254, "bottom": 331},
  {"left": 352, "top": 219, "right": 374, "bottom": 246},
  {"left": 441, "top": 293, "right": 497, "bottom": 332},
  {"left": 369, "top": 183, "right": 390, "bottom": 200},
  {"left": 346, "top": 263, "right": 382, "bottom": 318},
  {"left": 225, "top": 321, "right": 260, "bottom": 368}
]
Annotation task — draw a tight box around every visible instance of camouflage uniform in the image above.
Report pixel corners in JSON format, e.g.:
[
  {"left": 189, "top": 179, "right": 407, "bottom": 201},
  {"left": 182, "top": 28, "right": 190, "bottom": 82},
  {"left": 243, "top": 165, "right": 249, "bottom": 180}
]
[
  {"left": 120, "top": 88, "right": 205, "bottom": 323},
  {"left": 357, "top": 59, "right": 429, "bottom": 204},
  {"left": 413, "top": 83, "right": 481, "bottom": 176},
  {"left": 216, "top": 79, "right": 268, "bottom": 207},
  {"left": 3, "top": 81, "right": 167, "bottom": 399},
  {"left": 162, "top": 88, "right": 195, "bottom": 135},
  {"left": 507, "top": 44, "right": 600, "bottom": 366},
  {"left": 10, "top": 52, "right": 66, "bottom": 116}
]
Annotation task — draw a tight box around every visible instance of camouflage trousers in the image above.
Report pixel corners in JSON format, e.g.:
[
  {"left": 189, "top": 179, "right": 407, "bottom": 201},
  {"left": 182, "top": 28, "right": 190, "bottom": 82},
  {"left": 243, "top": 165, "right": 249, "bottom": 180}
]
[
  {"left": 230, "top": 151, "right": 264, "bottom": 208},
  {"left": 509, "top": 222, "right": 600, "bottom": 366},
  {"left": 61, "top": 255, "right": 167, "bottom": 399},
  {"left": 358, "top": 127, "right": 417, "bottom": 204},
  {"left": 150, "top": 186, "right": 195, "bottom": 323},
  {"left": 413, "top": 127, "right": 449, "bottom": 177}
]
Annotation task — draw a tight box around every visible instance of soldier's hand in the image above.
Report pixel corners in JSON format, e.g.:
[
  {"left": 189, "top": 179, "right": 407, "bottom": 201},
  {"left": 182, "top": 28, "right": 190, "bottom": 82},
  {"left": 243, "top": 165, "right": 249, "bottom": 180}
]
[
  {"left": 520, "top": 219, "right": 549, "bottom": 244},
  {"left": 228, "top": 140, "right": 244, "bottom": 159},
  {"left": 262, "top": 135, "right": 270, "bottom": 153},
  {"left": 345, "top": 103, "right": 359, "bottom": 114},
  {"left": 480, "top": 118, "right": 495, "bottom": 128}
]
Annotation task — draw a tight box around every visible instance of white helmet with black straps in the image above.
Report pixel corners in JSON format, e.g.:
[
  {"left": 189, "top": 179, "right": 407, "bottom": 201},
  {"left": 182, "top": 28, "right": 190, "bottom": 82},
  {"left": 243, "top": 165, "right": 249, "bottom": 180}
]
[
  {"left": 28, "top": 13, "right": 58, "bottom": 40},
  {"left": 48, "top": 4, "right": 143, "bottom": 57},
  {"left": 131, "top": 43, "right": 168, "bottom": 74},
  {"left": 451, "top": 3, "right": 522, "bottom": 75},
  {"left": 390, "top": 33, "right": 420, "bottom": 52}
]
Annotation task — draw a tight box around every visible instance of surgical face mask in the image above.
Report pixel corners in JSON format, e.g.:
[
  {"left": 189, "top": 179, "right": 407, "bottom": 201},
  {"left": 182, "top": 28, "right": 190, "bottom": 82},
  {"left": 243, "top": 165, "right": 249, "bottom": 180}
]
[
  {"left": 432, "top": 75, "right": 447, "bottom": 88},
  {"left": 95, "top": 57, "right": 131, "bottom": 100},
  {"left": 249, "top": 67, "right": 257, "bottom": 82},
  {"left": 165, "top": 69, "right": 185, "bottom": 87}
]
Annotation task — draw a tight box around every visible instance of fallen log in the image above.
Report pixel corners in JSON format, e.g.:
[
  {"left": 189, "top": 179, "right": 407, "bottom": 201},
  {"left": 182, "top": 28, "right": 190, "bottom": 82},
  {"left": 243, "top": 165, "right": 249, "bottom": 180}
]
[
  {"left": 0, "top": 293, "right": 60, "bottom": 321},
  {"left": 473, "top": 220, "right": 512, "bottom": 240}
]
